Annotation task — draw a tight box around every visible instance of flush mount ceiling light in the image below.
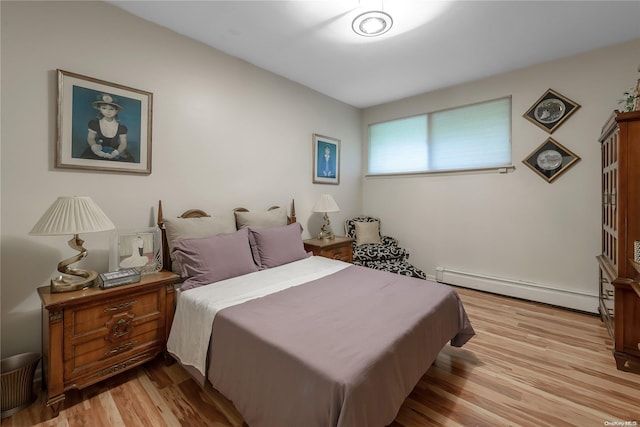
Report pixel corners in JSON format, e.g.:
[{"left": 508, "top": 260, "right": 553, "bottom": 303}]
[{"left": 352, "top": 10, "right": 393, "bottom": 37}]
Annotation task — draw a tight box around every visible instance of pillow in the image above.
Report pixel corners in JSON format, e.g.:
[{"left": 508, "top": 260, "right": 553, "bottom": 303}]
[
  {"left": 164, "top": 214, "right": 236, "bottom": 273},
  {"left": 172, "top": 228, "right": 258, "bottom": 290},
  {"left": 248, "top": 223, "right": 307, "bottom": 269},
  {"left": 235, "top": 207, "right": 287, "bottom": 230},
  {"left": 355, "top": 221, "right": 381, "bottom": 245}
]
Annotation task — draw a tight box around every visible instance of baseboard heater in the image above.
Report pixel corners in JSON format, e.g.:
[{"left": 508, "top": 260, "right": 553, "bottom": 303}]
[{"left": 435, "top": 267, "right": 598, "bottom": 314}]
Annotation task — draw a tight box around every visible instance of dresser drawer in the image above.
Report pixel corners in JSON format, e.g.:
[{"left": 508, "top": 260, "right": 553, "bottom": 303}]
[
  {"left": 66, "top": 320, "right": 162, "bottom": 377},
  {"left": 63, "top": 287, "right": 164, "bottom": 379},
  {"left": 72, "top": 349, "right": 159, "bottom": 390},
  {"left": 304, "top": 237, "right": 354, "bottom": 264},
  {"left": 322, "top": 245, "right": 352, "bottom": 263},
  {"left": 66, "top": 289, "right": 161, "bottom": 337}
]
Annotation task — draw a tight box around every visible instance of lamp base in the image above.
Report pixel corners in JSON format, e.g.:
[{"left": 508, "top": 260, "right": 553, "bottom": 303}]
[
  {"left": 317, "top": 212, "right": 335, "bottom": 240},
  {"left": 317, "top": 230, "right": 335, "bottom": 240},
  {"left": 50, "top": 234, "right": 98, "bottom": 293},
  {"left": 50, "top": 269, "right": 98, "bottom": 293}
]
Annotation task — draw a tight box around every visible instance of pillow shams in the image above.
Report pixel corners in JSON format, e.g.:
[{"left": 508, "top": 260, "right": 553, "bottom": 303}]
[
  {"left": 173, "top": 228, "right": 258, "bottom": 290},
  {"left": 355, "top": 221, "right": 381, "bottom": 245},
  {"left": 235, "top": 208, "right": 287, "bottom": 229},
  {"left": 164, "top": 214, "right": 236, "bottom": 273},
  {"left": 249, "top": 223, "right": 307, "bottom": 269}
]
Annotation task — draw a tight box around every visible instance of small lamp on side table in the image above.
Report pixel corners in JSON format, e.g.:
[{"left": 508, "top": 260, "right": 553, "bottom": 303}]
[
  {"left": 30, "top": 196, "right": 115, "bottom": 293},
  {"left": 311, "top": 194, "right": 340, "bottom": 240}
]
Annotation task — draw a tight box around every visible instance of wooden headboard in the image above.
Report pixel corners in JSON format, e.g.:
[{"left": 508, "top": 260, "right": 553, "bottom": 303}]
[{"left": 157, "top": 199, "right": 296, "bottom": 271}]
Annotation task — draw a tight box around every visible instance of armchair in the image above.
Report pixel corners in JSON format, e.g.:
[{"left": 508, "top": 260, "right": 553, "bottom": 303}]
[{"left": 344, "top": 216, "right": 426, "bottom": 279}]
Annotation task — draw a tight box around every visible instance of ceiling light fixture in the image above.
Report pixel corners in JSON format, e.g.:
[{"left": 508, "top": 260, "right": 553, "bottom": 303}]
[{"left": 352, "top": 10, "right": 393, "bottom": 37}]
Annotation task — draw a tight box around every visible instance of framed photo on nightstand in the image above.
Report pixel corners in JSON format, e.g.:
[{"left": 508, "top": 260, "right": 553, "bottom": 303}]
[{"left": 109, "top": 227, "right": 162, "bottom": 274}]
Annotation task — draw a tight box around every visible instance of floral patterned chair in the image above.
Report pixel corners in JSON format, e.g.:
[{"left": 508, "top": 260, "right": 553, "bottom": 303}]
[{"left": 344, "top": 216, "right": 426, "bottom": 279}]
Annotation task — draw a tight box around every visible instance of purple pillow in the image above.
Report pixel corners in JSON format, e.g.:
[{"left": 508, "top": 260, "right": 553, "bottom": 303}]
[
  {"left": 249, "top": 223, "right": 307, "bottom": 269},
  {"left": 173, "top": 228, "right": 258, "bottom": 290}
]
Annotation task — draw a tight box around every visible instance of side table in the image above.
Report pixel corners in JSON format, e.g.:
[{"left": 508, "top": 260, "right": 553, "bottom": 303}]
[
  {"left": 303, "top": 236, "right": 354, "bottom": 263},
  {"left": 37, "top": 270, "right": 180, "bottom": 416}
]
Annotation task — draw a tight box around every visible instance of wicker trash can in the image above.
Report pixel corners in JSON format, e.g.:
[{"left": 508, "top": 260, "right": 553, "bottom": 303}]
[{"left": 1, "top": 352, "right": 41, "bottom": 419}]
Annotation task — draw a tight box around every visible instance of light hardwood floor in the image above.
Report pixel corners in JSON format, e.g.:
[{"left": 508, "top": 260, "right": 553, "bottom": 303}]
[{"left": 4, "top": 286, "right": 639, "bottom": 427}]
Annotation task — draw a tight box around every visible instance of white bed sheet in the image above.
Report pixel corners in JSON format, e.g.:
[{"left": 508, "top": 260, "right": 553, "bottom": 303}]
[{"left": 166, "top": 255, "right": 349, "bottom": 377}]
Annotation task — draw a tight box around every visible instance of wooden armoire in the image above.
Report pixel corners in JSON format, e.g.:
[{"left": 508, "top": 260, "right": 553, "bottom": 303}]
[{"left": 598, "top": 110, "right": 640, "bottom": 373}]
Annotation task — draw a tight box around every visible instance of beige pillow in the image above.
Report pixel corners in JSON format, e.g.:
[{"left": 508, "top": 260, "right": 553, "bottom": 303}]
[
  {"left": 355, "top": 221, "right": 381, "bottom": 245},
  {"left": 235, "top": 208, "right": 288, "bottom": 229},
  {"left": 164, "top": 214, "right": 236, "bottom": 272}
]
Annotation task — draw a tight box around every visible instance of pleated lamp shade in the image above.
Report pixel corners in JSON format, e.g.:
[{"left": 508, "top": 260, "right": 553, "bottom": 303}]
[
  {"left": 311, "top": 194, "right": 340, "bottom": 213},
  {"left": 30, "top": 196, "right": 115, "bottom": 236}
]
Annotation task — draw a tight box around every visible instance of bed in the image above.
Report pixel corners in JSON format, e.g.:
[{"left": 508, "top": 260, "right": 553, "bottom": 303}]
[{"left": 158, "top": 200, "right": 475, "bottom": 427}]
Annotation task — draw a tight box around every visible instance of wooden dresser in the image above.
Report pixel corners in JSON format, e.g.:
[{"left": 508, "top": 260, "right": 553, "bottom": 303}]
[
  {"left": 303, "top": 236, "right": 354, "bottom": 263},
  {"left": 597, "top": 110, "right": 640, "bottom": 373},
  {"left": 38, "top": 271, "right": 180, "bottom": 415}
]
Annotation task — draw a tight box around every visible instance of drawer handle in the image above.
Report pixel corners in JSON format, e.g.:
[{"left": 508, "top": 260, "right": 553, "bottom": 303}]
[
  {"left": 87, "top": 354, "right": 148, "bottom": 382},
  {"left": 104, "top": 300, "right": 137, "bottom": 312},
  {"left": 112, "top": 318, "right": 132, "bottom": 338},
  {"left": 104, "top": 341, "right": 136, "bottom": 356},
  {"left": 607, "top": 308, "right": 614, "bottom": 316}
]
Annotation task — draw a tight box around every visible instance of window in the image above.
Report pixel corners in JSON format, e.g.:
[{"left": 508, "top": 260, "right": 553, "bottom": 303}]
[{"left": 368, "top": 97, "right": 511, "bottom": 175}]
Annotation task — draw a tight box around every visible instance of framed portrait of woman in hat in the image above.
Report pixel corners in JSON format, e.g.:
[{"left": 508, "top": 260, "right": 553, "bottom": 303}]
[{"left": 56, "top": 69, "right": 153, "bottom": 174}]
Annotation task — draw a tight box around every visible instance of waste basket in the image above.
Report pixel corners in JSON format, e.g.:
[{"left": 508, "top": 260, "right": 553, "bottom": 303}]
[{"left": 1, "top": 352, "right": 41, "bottom": 418}]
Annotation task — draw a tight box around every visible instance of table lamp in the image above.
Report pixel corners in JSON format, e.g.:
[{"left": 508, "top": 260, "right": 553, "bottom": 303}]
[
  {"left": 311, "top": 194, "right": 340, "bottom": 240},
  {"left": 30, "top": 196, "right": 115, "bottom": 293}
]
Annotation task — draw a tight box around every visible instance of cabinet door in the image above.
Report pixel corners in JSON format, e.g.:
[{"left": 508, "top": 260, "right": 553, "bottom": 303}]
[
  {"left": 601, "top": 126, "right": 619, "bottom": 272},
  {"left": 617, "top": 287, "right": 640, "bottom": 358}
]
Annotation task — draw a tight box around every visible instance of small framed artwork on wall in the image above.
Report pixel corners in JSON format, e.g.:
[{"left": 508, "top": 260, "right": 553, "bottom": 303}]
[
  {"left": 523, "top": 88, "right": 580, "bottom": 134},
  {"left": 56, "top": 69, "right": 153, "bottom": 174},
  {"left": 312, "top": 133, "right": 340, "bottom": 185},
  {"left": 522, "top": 137, "right": 580, "bottom": 183}
]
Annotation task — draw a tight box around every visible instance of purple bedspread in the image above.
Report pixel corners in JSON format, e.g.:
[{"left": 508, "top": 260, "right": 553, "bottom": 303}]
[{"left": 208, "top": 265, "right": 474, "bottom": 427}]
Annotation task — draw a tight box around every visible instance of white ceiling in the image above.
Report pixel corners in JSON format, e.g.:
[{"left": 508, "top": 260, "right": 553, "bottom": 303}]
[{"left": 109, "top": 0, "right": 640, "bottom": 108}]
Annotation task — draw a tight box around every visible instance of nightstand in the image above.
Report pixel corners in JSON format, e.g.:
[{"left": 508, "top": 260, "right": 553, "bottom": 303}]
[
  {"left": 304, "top": 236, "right": 354, "bottom": 263},
  {"left": 37, "top": 270, "right": 181, "bottom": 416}
]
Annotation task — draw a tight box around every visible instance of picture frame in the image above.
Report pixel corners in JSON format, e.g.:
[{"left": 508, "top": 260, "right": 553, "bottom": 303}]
[
  {"left": 522, "top": 137, "right": 580, "bottom": 183},
  {"left": 312, "top": 133, "right": 340, "bottom": 185},
  {"left": 523, "top": 88, "right": 580, "bottom": 134},
  {"left": 109, "top": 227, "right": 162, "bottom": 275},
  {"left": 56, "top": 69, "right": 153, "bottom": 174}
]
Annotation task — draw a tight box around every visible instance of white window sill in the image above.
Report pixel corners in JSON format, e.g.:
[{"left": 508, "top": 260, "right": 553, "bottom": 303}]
[{"left": 365, "top": 165, "right": 516, "bottom": 178}]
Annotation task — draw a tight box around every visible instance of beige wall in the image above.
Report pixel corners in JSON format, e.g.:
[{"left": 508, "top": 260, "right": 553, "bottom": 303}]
[
  {"left": 2, "top": 0, "right": 639, "bottom": 359},
  {"left": 361, "top": 38, "right": 640, "bottom": 312},
  {"left": 0, "top": 1, "right": 361, "bottom": 358}
]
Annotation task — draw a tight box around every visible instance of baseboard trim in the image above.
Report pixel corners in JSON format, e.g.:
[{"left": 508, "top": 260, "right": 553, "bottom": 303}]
[{"left": 433, "top": 267, "right": 598, "bottom": 314}]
